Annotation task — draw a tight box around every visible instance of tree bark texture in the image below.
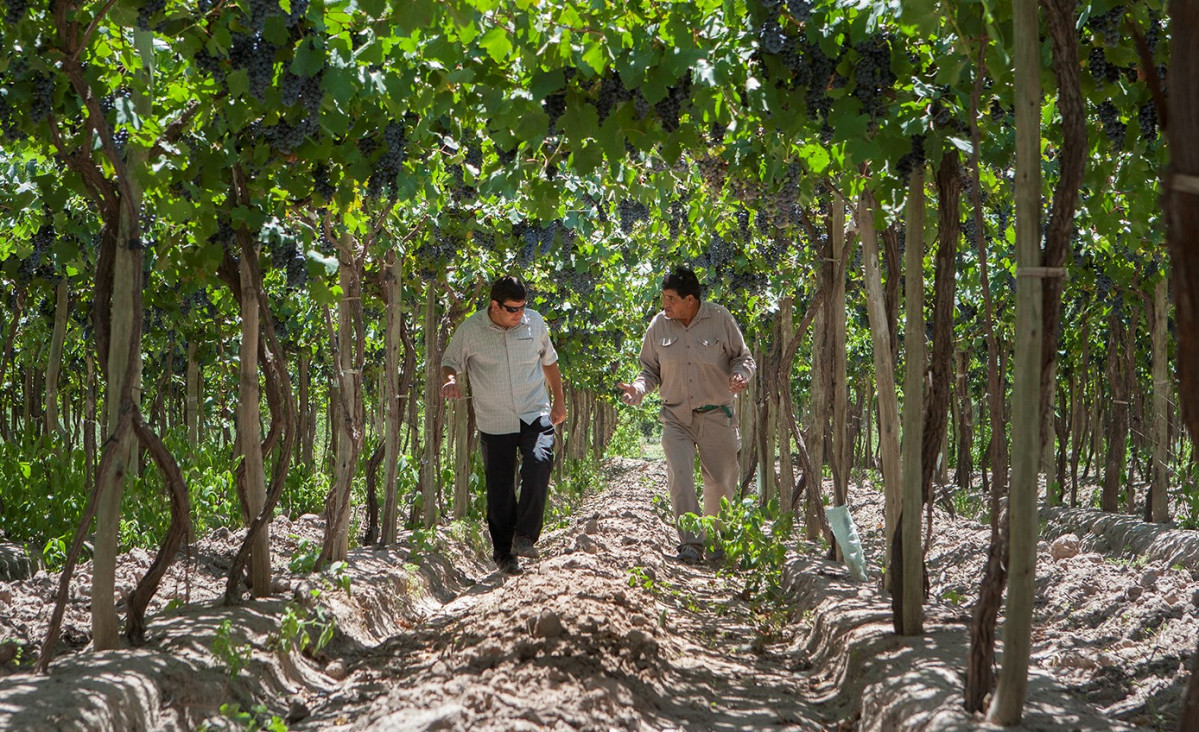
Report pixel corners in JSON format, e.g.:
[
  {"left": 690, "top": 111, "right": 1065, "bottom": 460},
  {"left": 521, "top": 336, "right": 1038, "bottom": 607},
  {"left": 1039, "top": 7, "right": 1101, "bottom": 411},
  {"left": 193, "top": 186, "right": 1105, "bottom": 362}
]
[
  {"left": 382, "top": 250, "right": 405, "bottom": 544},
  {"left": 988, "top": 0, "right": 1043, "bottom": 719},
  {"left": 858, "top": 190, "right": 903, "bottom": 571},
  {"left": 899, "top": 166, "right": 926, "bottom": 636},
  {"left": 45, "top": 279, "right": 70, "bottom": 439},
  {"left": 1167, "top": 4, "right": 1199, "bottom": 725},
  {"left": 1150, "top": 275, "right": 1171, "bottom": 522},
  {"left": 922, "top": 151, "right": 961, "bottom": 503},
  {"left": 830, "top": 198, "right": 852, "bottom": 510},
  {"left": 1102, "top": 304, "right": 1129, "bottom": 513},
  {"left": 1039, "top": 0, "right": 1087, "bottom": 476},
  {"left": 237, "top": 252, "right": 271, "bottom": 597},
  {"left": 320, "top": 228, "right": 366, "bottom": 565}
]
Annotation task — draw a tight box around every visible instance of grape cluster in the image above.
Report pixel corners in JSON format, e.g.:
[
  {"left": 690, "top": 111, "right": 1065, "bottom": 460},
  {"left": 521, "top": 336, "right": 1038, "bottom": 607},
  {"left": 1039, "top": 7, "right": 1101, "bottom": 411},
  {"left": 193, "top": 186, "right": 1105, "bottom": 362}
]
[
  {"left": 194, "top": 46, "right": 225, "bottom": 83},
  {"left": 785, "top": 0, "right": 812, "bottom": 21},
  {"left": 697, "top": 155, "right": 727, "bottom": 189},
  {"left": 735, "top": 208, "right": 751, "bottom": 239},
  {"left": 4, "top": 0, "right": 29, "bottom": 23},
  {"left": 464, "top": 143, "right": 483, "bottom": 171},
  {"left": 30, "top": 72, "right": 54, "bottom": 123},
  {"left": 0, "top": 91, "right": 25, "bottom": 142},
  {"left": 633, "top": 90, "right": 651, "bottom": 120},
  {"left": 851, "top": 36, "right": 895, "bottom": 117},
  {"left": 593, "top": 72, "right": 632, "bottom": 123},
  {"left": 17, "top": 220, "right": 56, "bottom": 283},
  {"left": 247, "top": 0, "right": 280, "bottom": 32},
  {"left": 543, "top": 91, "right": 566, "bottom": 133},
  {"left": 287, "top": 250, "right": 307, "bottom": 288},
  {"left": 267, "top": 235, "right": 297, "bottom": 272},
  {"left": 367, "top": 120, "right": 407, "bottom": 198},
  {"left": 1096, "top": 100, "right": 1126, "bottom": 148},
  {"left": 700, "top": 234, "right": 736, "bottom": 271},
  {"left": 474, "top": 231, "right": 497, "bottom": 251},
  {"left": 1137, "top": 102, "right": 1157, "bottom": 141},
  {"left": 415, "top": 229, "right": 462, "bottom": 277},
  {"left": 137, "top": 0, "right": 167, "bottom": 31},
  {"left": 229, "top": 33, "right": 278, "bottom": 99},
  {"left": 758, "top": 235, "right": 789, "bottom": 263},
  {"left": 1088, "top": 47, "right": 1121, "bottom": 85},
  {"left": 989, "top": 98, "right": 1011, "bottom": 123},
  {"left": 113, "top": 128, "right": 130, "bottom": 159},
  {"left": 895, "top": 134, "right": 925, "bottom": 177},
  {"left": 555, "top": 267, "right": 596, "bottom": 297},
  {"left": 1086, "top": 7, "right": 1124, "bottom": 46},
  {"left": 655, "top": 76, "right": 691, "bottom": 132},
  {"left": 617, "top": 199, "right": 649, "bottom": 234},
  {"left": 726, "top": 270, "right": 767, "bottom": 296},
  {"left": 667, "top": 199, "right": 687, "bottom": 239},
  {"left": 758, "top": 18, "right": 787, "bottom": 56},
  {"left": 930, "top": 96, "right": 955, "bottom": 129},
  {"left": 313, "top": 163, "right": 335, "bottom": 200},
  {"left": 962, "top": 216, "right": 977, "bottom": 245}
]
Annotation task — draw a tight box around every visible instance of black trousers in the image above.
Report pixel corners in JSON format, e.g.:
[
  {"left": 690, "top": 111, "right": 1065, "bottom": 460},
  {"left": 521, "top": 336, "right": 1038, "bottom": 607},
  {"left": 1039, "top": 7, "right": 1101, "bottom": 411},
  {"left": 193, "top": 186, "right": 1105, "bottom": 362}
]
[{"left": 479, "top": 416, "right": 555, "bottom": 561}]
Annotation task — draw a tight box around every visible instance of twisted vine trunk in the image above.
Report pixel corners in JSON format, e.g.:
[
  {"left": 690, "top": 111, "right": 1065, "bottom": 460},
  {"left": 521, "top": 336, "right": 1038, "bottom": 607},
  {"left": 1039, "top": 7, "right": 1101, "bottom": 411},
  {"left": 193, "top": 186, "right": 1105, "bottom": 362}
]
[
  {"left": 965, "top": 31, "right": 1011, "bottom": 712},
  {"left": 987, "top": 0, "right": 1043, "bottom": 720},
  {"left": 1168, "top": 4, "right": 1199, "bottom": 726},
  {"left": 857, "top": 189, "right": 902, "bottom": 571},
  {"left": 45, "top": 279, "right": 70, "bottom": 439},
  {"left": 1039, "top": 0, "right": 1087, "bottom": 483},
  {"left": 897, "top": 166, "right": 925, "bottom": 636},
  {"left": 922, "top": 152, "right": 960, "bottom": 504},
  {"left": 237, "top": 249, "right": 270, "bottom": 597},
  {"left": 1102, "top": 304, "right": 1129, "bottom": 513},
  {"left": 320, "top": 229, "right": 366, "bottom": 565},
  {"left": 382, "top": 249, "right": 405, "bottom": 544}
]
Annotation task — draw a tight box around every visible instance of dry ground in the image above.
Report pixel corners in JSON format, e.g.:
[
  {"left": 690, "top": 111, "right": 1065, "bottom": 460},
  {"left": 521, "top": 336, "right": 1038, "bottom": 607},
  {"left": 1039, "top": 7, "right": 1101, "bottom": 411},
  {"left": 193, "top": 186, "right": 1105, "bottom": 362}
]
[{"left": 0, "top": 457, "right": 1196, "bottom": 730}]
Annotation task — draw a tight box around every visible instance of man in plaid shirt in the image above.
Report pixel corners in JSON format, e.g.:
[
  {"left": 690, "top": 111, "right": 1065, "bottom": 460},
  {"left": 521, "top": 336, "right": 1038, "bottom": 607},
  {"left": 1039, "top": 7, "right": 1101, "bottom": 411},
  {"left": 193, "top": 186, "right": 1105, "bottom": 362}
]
[{"left": 442, "top": 276, "right": 567, "bottom": 575}]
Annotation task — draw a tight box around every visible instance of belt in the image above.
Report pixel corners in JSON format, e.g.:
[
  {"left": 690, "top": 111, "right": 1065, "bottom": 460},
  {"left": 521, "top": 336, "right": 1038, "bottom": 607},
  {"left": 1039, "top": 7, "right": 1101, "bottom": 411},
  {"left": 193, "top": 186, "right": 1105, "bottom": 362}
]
[{"left": 694, "top": 404, "right": 733, "bottom": 419}]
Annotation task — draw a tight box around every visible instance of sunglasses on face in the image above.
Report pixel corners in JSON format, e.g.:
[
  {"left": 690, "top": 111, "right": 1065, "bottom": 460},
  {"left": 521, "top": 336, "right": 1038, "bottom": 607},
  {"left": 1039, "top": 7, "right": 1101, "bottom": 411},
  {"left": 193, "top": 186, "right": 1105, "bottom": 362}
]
[{"left": 499, "top": 303, "right": 525, "bottom": 314}]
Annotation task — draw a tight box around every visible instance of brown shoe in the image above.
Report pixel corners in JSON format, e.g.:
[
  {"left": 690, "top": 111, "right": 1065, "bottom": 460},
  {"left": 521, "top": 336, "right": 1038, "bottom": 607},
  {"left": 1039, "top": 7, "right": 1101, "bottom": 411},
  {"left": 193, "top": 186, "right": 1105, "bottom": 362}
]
[
  {"left": 496, "top": 555, "right": 523, "bottom": 575},
  {"left": 512, "top": 535, "right": 540, "bottom": 559}
]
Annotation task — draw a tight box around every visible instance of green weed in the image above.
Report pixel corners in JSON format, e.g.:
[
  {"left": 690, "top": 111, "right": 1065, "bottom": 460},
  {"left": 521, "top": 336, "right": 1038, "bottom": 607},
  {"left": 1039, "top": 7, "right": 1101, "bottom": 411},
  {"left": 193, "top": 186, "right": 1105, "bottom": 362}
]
[{"left": 211, "top": 619, "right": 252, "bottom": 678}]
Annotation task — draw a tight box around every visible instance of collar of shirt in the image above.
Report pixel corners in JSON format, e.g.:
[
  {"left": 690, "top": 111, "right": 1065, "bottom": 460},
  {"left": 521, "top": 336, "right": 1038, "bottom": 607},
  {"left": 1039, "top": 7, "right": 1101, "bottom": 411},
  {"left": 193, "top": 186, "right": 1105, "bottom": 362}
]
[
  {"left": 664, "top": 300, "right": 712, "bottom": 329},
  {"left": 485, "top": 311, "right": 529, "bottom": 331}
]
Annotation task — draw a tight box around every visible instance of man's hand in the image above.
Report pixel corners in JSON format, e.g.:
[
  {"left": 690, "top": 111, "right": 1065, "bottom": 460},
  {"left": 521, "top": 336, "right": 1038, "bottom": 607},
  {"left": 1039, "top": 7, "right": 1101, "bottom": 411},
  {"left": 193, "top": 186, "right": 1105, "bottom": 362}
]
[
  {"left": 617, "top": 382, "right": 643, "bottom": 406},
  {"left": 441, "top": 377, "right": 461, "bottom": 400},
  {"left": 550, "top": 401, "right": 567, "bottom": 425},
  {"left": 729, "top": 372, "right": 749, "bottom": 394}
]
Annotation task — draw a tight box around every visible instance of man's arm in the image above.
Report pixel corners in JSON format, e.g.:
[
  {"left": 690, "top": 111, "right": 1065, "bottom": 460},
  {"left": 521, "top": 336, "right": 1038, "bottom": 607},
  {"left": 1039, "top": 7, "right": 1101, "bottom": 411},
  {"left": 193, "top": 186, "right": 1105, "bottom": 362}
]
[
  {"left": 618, "top": 324, "right": 660, "bottom": 405},
  {"left": 542, "top": 362, "right": 567, "bottom": 425},
  {"left": 725, "top": 311, "right": 755, "bottom": 394}
]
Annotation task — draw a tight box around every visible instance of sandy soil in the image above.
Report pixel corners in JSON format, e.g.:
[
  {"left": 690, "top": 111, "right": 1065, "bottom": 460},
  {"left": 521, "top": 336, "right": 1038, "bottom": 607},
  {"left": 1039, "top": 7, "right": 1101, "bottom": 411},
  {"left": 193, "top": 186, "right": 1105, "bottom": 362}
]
[{"left": 0, "top": 458, "right": 1196, "bottom": 730}]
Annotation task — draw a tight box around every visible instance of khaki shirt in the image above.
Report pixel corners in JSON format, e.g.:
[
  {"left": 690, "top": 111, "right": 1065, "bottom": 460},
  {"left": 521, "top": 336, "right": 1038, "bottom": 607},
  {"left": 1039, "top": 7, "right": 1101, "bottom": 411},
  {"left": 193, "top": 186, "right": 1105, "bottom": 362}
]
[
  {"left": 442, "top": 308, "right": 558, "bottom": 434},
  {"left": 631, "top": 301, "right": 756, "bottom": 426}
]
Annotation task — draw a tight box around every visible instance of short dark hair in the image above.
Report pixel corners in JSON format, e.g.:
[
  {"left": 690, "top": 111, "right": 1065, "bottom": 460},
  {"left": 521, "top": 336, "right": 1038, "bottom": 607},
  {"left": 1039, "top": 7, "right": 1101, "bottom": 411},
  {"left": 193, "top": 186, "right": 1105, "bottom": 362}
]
[
  {"left": 490, "top": 275, "right": 527, "bottom": 305},
  {"left": 662, "top": 266, "right": 701, "bottom": 301}
]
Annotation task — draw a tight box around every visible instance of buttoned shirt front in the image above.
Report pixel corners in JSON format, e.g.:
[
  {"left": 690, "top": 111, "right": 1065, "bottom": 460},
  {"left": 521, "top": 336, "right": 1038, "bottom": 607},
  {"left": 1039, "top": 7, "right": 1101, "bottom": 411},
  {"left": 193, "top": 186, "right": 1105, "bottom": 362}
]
[
  {"left": 631, "top": 300, "right": 756, "bottom": 426},
  {"left": 442, "top": 307, "right": 558, "bottom": 435}
]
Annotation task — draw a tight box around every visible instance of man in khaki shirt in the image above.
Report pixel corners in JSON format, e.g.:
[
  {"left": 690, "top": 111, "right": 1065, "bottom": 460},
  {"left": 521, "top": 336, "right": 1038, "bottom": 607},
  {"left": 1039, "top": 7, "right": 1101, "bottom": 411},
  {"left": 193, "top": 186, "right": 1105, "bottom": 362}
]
[{"left": 618, "top": 266, "right": 756, "bottom": 561}]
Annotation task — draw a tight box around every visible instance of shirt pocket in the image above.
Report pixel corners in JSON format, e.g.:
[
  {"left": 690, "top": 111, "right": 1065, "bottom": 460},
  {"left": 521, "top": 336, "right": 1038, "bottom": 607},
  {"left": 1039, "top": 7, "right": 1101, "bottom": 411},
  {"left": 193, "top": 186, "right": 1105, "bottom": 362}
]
[
  {"left": 512, "top": 333, "right": 541, "bottom": 367},
  {"left": 657, "top": 336, "right": 682, "bottom": 366},
  {"left": 695, "top": 336, "right": 725, "bottom": 364}
]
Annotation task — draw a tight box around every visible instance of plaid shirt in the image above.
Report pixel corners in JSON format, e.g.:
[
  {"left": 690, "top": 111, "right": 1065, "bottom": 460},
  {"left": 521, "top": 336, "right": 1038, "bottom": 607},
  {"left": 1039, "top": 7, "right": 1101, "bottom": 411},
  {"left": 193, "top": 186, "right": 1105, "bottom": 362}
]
[{"left": 442, "top": 308, "right": 558, "bottom": 434}]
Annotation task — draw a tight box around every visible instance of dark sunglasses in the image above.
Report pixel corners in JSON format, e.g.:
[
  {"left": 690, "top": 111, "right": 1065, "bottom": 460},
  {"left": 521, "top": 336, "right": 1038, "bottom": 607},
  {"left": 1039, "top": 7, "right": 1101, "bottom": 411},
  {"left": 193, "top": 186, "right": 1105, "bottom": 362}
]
[{"left": 499, "top": 303, "right": 526, "bottom": 314}]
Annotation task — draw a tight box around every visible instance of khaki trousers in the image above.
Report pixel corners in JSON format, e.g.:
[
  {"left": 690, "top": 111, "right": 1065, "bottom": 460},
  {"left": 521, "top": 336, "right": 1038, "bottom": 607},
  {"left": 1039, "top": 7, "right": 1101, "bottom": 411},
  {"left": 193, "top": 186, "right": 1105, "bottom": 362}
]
[{"left": 661, "top": 409, "right": 741, "bottom": 548}]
